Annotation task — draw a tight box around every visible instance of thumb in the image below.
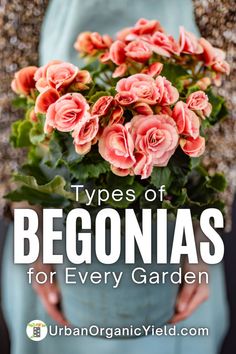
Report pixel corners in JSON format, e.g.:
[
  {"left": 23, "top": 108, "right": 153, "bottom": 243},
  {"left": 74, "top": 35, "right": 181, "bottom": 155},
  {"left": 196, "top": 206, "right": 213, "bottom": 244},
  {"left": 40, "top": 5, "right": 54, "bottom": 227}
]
[
  {"left": 48, "top": 290, "right": 59, "bottom": 305},
  {"left": 45, "top": 283, "right": 61, "bottom": 305},
  {"left": 176, "top": 284, "right": 196, "bottom": 312}
]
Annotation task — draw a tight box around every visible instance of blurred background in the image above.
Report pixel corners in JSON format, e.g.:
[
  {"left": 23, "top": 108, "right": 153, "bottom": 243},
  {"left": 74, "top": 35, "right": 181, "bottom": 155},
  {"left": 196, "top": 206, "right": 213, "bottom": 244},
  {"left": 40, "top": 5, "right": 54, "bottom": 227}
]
[{"left": 0, "top": 1, "right": 235, "bottom": 353}]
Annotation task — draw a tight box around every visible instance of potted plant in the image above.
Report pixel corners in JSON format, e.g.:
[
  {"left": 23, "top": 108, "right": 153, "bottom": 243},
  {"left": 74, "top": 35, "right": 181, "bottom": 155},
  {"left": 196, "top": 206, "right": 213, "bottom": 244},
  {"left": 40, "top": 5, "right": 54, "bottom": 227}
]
[{"left": 8, "top": 18, "right": 229, "bottom": 333}]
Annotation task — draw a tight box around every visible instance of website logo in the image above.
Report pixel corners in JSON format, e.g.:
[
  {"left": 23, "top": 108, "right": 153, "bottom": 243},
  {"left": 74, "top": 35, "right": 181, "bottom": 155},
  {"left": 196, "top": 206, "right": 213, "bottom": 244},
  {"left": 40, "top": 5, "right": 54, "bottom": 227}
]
[{"left": 26, "top": 320, "right": 48, "bottom": 341}]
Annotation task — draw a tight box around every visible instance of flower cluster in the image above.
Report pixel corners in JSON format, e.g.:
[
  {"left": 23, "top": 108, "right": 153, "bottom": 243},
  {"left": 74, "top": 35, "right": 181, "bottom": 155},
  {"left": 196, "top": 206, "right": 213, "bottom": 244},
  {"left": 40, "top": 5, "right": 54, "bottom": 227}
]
[
  {"left": 11, "top": 67, "right": 209, "bottom": 178},
  {"left": 11, "top": 18, "right": 230, "bottom": 181},
  {"left": 75, "top": 18, "right": 230, "bottom": 84}
]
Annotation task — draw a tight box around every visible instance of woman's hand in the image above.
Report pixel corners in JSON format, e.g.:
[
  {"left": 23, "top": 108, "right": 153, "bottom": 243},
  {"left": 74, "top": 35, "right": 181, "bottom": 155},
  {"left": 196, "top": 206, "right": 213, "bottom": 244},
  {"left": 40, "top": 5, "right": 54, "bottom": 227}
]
[
  {"left": 32, "top": 262, "right": 69, "bottom": 326},
  {"left": 13, "top": 204, "right": 68, "bottom": 325},
  {"left": 169, "top": 260, "right": 209, "bottom": 324},
  {"left": 170, "top": 222, "right": 209, "bottom": 324}
]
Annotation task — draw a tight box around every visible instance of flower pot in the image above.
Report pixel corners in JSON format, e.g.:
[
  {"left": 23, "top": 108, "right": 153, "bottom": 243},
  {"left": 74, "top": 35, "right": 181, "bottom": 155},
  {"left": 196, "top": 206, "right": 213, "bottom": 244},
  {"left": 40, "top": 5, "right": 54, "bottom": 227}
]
[{"left": 56, "top": 219, "right": 180, "bottom": 337}]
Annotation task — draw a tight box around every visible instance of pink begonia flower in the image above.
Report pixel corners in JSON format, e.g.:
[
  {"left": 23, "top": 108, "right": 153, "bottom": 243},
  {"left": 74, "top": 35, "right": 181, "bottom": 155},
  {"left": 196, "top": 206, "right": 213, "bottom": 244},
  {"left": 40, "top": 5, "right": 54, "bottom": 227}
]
[
  {"left": 90, "top": 32, "right": 112, "bottom": 49},
  {"left": 99, "top": 51, "right": 111, "bottom": 63},
  {"left": 72, "top": 115, "right": 99, "bottom": 155},
  {"left": 35, "top": 88, "right": 60, "bottom": 114},
  {"left": 186, "top": 90, "right": 212, "bottom": 119},
  {"left": 34, "top": 61, "right": 79, "bottom": 92},
  {"left": 34, "top": 60, "right": 62, "bottom": 92},
  {"left": 109, "top": 106, "right": 124, "bottom": 125},
  {"left": 74, "top": 32, "right": 112, "bottom": 54},
  {"left": 199, "top": 38, "right": 225, "bottom": 66},
  {"left": 11, "top": 66, "right": 37, "bottom": 95},
  {"left": 112, "top": 64, "right": 127, "bottom": 78},
  {"left": 116, "top": 27, "right": 133, "bottom": 41},
  {"left": 74, "top": 70, "right": 92, "bottom": 84},
  {"left": 34, "top": 60, "right": 61, "bottom": 81},
  {"left": 99, "top": 124, "right": 135, "bottom": 169},
  {"left": 45, "top": 93, "right": 89, "bottom": 133},
  {"left": 74, "top": 32, "right": 95, "bottom": 54},
  {"left": 116, "top": 74, "right": 159, "bottom": 105},
  {"left": 133, "top": 151, "right": 153, "bottom": 179},
  {"left": 202, "top": 103, "right": 212, "bottom": 118},
  {"left": 109, "top": 40, "right": 126, "bottom": 65},
  {"left": 155, "top": 76, "right": 179, "bottom": 106},
  {"left": 172, "top": 101, "right": 200, "bottom": 139},
  {"left": 151, "top": 31, "right": 180, "bottom": 57},
  {"left": 115, "top": 92, "right": 138, "bottom": 106},
  {"left": 179, "top": 26, "right": 203, "bottom": 54},
  {"left": 91, "top": 96, "right": 114, "bottom": 116},
  {"left": 142, "top": 62, "right": 163, "bottom": 77},
  {"left": 180, "top": 136, "right": 205, "bottom": 157},
  {"left": 125, "top": 40, "right": 152, "bottom": 63},
  {"left": 196, "top": 77, "right": 211, "bottom": 91},
  {"left": 186, "top": 90, "right": 209, "bottom": 111},
  {"left": 212, "top": 61, "right": 230, "bottom": 75},
  {"left": 110, "top": 165, "right": 132, "bottom": 177},
  {"left": 131, "top": 18, "right": 164, "bottom": 36},
  {"left": 46, "top": 62, "right": 78, "bottom": 90},
  {"left": 116, "top": 74, "right": 179, "bottom": 106},
  {"left": 128, "top": 114, "right": 179, "bottom": 166},
  {"left": 133, "top": 102, "right": 153, "bottom": 116}
]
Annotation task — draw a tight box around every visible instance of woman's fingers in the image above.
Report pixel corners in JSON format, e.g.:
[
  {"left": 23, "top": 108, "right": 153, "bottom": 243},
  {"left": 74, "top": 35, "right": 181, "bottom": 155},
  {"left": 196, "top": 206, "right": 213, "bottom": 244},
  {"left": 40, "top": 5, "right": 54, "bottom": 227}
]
[
  {"left": 170, "top": 283, "right": 209, "bottom": 324},
  {"left": 32, "top": 264, "right": 69, "bottom": 326},
  {"left": 175, "top": 283, "right": 197, "bottom": 313},
  {"left": 40, "top": 294, "right": 68, "bottom": 326}
]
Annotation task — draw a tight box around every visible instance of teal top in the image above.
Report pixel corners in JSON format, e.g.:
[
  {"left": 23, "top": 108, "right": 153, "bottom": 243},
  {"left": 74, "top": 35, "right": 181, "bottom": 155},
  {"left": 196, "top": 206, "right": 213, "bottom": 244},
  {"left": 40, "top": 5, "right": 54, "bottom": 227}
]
[
  {"left": 40, "top": 0, "right": 200, "bottom": 65},
  {"left": 2, "top": 225, "right": 229, "bottom": 354}
]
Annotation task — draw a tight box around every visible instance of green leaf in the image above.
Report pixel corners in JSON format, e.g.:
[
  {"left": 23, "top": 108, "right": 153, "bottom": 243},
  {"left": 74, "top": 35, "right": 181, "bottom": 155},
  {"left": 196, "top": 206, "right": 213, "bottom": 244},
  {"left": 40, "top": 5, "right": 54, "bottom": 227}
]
[
  {"left": 70, "top": 160, "right": 110, "bottom": 181},
  {"left": 172, "top": 188, "right": 188, "bottom": 206},
  {"left": 206, "top": 89, "right": 228, "bottom": 125},
  {"left": 103, "top": 172, "right": 144, "bottom": 208},
  {"left": 6, "top": 187, "right": 70, "bottom": 207},
  {"left": 161, "top": 63, "right": 189, "bottom": 90},
  {"left": 109, "top": 87, "right": 117, "bottom": 96},
  {"left": 20, "top": 161, "right": 70, "bottom": 186},
  {"left": 42, "top": 132, "right": 81, "bottom": 169},
  {"left": 186, "top": 198, "right": 225, "bottom": 218},
  {"left": 190, "top": 157, "right": 201, "bottom": 169},
  {"left": 29, "top": 123, "right": 45, "bottom": 145},
  {"left": 107, "top": 173, "right": 134, "bottom": 186},
  {"left": 151, "top": 167, "right": 172, "bottom": 189},
  {"left": 46, "top": 139, "right": 63, "bottom": 167},
  {"left": 20, "top": 164, "right": 50, "bottom": 185},
  {"left": 41, "top": 131, "right": 66, "bottom": 168},
  {"left": 206, "top": 173, "right": 227, "bottom": 192},
  {"left": 162, "top": 188, "right": 187, "bottom": 209},
  {"left": 168, "top": 148, "right": 192, "bottom": 183},
  {"left": 10, "top": 120, "right": 32, "bottom": 147},
  {"left": 11, "top": 174, "right": 74, "bottom": 201},
  {"left": 107, "top": 180, "right": 144, "bottom": 208},
  {"left": 12, "top": 96, "right": 28, "bottom": 109},
  {"left": 216, "top": 101, "right": 228, "bottom": 122},
  {"left": 207, "top": 89, "right": 224, "bottom": 115},
  {"left": 187, "top": 85, "right": 201, "bottom": 95},
  {"left": 10, "top": 120, "right": 21, "bottom": 147},
  {"left": 81, "top": 60, "right": 100, "bottom": 72},
  {"left": 63, "top": 140, "right": 84, "bottom": 166}
]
